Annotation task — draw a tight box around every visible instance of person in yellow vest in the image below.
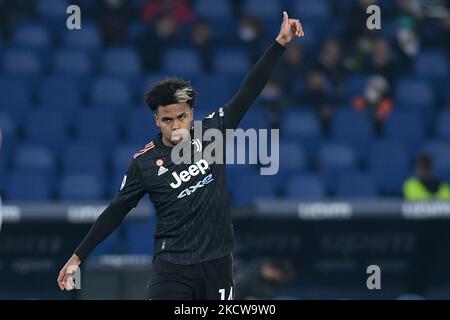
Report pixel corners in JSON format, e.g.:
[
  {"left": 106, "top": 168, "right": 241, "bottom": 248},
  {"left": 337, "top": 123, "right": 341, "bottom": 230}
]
[{"left": 403, "top": 153, "right": 450, "bottom": 200}]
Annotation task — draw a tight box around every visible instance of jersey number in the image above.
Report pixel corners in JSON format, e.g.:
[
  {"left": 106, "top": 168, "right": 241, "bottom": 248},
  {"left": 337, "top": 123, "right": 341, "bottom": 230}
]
[{"left": 218, "top": 286, "right": 234, "bottom": 300}]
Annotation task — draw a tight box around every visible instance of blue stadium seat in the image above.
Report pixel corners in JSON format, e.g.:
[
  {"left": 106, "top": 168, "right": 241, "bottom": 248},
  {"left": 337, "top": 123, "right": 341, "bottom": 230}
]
[
  {"left": 59, "top": 174, "right": 103, "bottom": 201},
  {"left": 369, "top": 140, "right": 410, "bottom": 195},
  {"left": 278, "top": 141, "right": 307, "bottom": 172},
  {"left": 237, "top": 107, "right": 270, "bottom": 130},
  {"left": 336, "top": 172, "right": 378, "bottom": 199},
  {"left": 243, "top": 0, "right": 280, "bottom": 19},
  {"left": 395, "top": 78, "right": 435, "bottom": 108},
  {"left": 331, "top": 108, "right": 373, "bottom": 159},
  {"left": 232, "top": 172, "right": 278, "bottom": 206},
  {"left": 62, "top": 143, "right": 106, "bottom": 180},
  {"left": 15, "top": 145, "right": 55, "bottom": 176},
  {"left": 414, "top": 50, "right": 449, "bottom": 79},
  {"left": 191, "top": 73, "right": 232, "bottom": 112},
  {"left": 37, "top": 0, "right": 68, "bottom": 20},
  {"left": 163, "top": 47, "right": 202, "bottom": 75},
  {"left": 9, "top": 171, "right": 53, "bottom": 201},
  {"left": 214, "top": 49, "right": 250, "bottom": 76},
  {"left": 24, "top": 109, "right": 67, "bottom": 152},
  {"left": 384, "top": 109, "right": 425, "bottom": 156},
  {"left": 125, "top": 219, "right": 156, "bottom": 255},
  {"left": 0, "top": 113, "right": 16, "bottom": 156},
  {"left": 90, "top": 77, "right": 132, "bottom": 108},
  {"left": 294, "top": 0, "right": 331, "bottom": 22},
  {"left": 76, "top": 108, "right": 120, "bottom": 148},
  {"left": 38, "top": 76, "right": 82, "bottom": 113},
  {"left": 226, "top": 162, "right": 256, "bottom": 178},
  {"left": 2, "top": 49, "right": 41, "bottom": 77},
  {"left": 12, "top": 23, "right": 51, "bottom": 49},
  {"left": 110, "top": 144, "right": 141, "bottom": 197},
  {"left": 141, "top": 73, "right": 173, "bottom": 98},
  {"left": 62, "top": 22, "right": 102, "bottom": 50},
  {"left": 0, "top": 113, "right": 15, "bottom": 134},
  {"left": 345, "top": 74, "right": 369, "bottom": 100},
  {"left": 285, "top": 173, "right": 325, "bottom": 200},
  {"left": 53, "top": 49, "right": 92, "bottom": 77},
  {"left": 102, "top": 47, "right": 142, "bottom": 78},
  {"left": 281, "top": 108, "right": 321, "bottom": 159},
  {"left": 113, "top": 144, "right": 141, "bottom": 174},
  {"left": 195, "top": 0, "right": 232, "bottom": 19},
  {"left": 194, "top": 0, "right": 236, "bottom": 39},
  {"left": 0, "top": 77, "right": 30, "bottom": 118},
  {"left": 421, "top": 140, "right": 450, "bottom": 184},
  {"left": 436, "top": 109, "right": 450, "bottom": 140},
  {"left": 319, "top": 142, "right": 357, "bottom": 191},
  {"left": 126, "top": 107, "right": 160, "bottom": 145}
]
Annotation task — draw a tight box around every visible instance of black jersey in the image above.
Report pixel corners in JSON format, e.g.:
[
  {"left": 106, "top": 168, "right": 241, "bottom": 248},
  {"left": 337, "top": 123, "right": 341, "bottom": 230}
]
[
  {"left": 74, "top": 40, "right": 285, "bottom": 265},
  {"left": 124, "top": 107, "right": 234, "bottom": 265}
]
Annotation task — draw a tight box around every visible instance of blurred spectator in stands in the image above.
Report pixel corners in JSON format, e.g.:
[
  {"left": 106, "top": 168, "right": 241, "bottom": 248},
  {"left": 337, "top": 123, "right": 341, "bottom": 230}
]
[
  {"left": 403, "top": 153, "right": 450, "bottom": 200},
  {"left": 344, "top": 31, "right": 379, "bottom": 73},
  {"left": 140, "top": 0, "right": 194, "bottom": 26},
  {"left": 395, "top": 0, "right": 423, "bottom": 68},
  {"left": 317, "top": 39, "right": 345, "bottom": 101},
  {"left": 93, "top": 0, "right": 134, "bottom": 45},
  {"left": 237, "top": 15, "right": 266, "bottom": 62},
  {"left": 191, "top": 19, "right": 214, "bottom": 72},
  {"left": 258, "top": 79, "right": 289, "bottom": 128},
  {"left": 0, "top": 0, "right": 36, "bottom": 41},
  {"left": 352, "top": 75, "right": 393, "bottom": 133},
  {"left": 342, "top": 0, "right": 380, "bottom": 72},
  {"left": 368, "top": 38, "right": 398, "bottom": 82},
  {"left": 136, "top": 13, "right": 179, "bottom": 72},
  {"left": 273, "top": 43, "right": 306, "bottom": 98},
  {"left": 235, "top": 258, "right": 296, "bottom": 300},
  {"left": 301, "top": 70, "right": 334, "bottom": 132}
]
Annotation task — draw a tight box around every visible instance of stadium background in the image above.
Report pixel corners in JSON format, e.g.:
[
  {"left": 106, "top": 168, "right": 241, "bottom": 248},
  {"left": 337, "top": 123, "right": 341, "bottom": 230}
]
[{"left": 0, "top": 0, "right": 449, "bottom": 299}]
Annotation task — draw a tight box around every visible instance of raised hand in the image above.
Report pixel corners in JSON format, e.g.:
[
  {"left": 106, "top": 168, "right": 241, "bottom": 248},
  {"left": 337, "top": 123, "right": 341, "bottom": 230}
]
[{"left": 276, "top": 11, "right": 304, "bottom": 46}]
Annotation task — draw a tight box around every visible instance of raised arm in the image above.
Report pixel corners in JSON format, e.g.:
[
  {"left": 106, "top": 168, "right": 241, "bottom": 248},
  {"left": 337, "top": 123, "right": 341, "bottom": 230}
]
[{"left": 224, "top": 11, "right": 303, "bottom": 129}]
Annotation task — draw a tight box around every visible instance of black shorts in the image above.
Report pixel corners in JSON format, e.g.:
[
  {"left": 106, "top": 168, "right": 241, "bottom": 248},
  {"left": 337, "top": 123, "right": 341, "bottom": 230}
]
[{"left": 147, "top": 254, "right": 234, "bottom": 300}]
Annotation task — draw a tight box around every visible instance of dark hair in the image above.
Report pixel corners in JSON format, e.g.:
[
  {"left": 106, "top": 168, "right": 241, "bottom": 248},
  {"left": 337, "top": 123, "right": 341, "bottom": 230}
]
[{"left": 145, "top": 78, "right": 196, "bottom": 111}]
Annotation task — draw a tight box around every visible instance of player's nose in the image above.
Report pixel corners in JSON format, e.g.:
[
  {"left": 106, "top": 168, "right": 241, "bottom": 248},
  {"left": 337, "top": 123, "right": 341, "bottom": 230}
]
[{"left": 172, "top": 120, "right": 181, "bottom": 130}]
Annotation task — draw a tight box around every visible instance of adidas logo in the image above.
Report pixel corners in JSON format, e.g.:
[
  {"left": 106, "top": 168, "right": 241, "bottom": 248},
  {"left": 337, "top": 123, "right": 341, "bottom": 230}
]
[{"left": 158, "top": 166, "right": 168, "bottom": 176}]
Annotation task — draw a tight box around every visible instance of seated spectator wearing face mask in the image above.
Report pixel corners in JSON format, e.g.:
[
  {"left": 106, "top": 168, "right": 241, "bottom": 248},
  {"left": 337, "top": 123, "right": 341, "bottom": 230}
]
[
  {"left": 403, "top": 153, "right": 450, "bottom": 201},
  {"left": 352, "top": 75, "right": 393, "bottom": 133}
]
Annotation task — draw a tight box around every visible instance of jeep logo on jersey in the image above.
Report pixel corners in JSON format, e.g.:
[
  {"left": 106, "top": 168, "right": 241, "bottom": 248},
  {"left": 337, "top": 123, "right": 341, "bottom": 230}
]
[{"left": 169, "top": 159, "right": 209, "bottom": 189}]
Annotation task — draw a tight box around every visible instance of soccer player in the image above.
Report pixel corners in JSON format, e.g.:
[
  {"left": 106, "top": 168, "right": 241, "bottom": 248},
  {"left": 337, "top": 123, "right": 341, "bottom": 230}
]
[{"left": 57, "top": 11, "right": 303, "bottom": 300}]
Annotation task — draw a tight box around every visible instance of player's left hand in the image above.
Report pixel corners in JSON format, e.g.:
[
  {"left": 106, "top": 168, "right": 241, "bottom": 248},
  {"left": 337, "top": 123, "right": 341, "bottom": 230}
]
[{"left": 276, "top": 11, "right": 304, "bottom": 46}]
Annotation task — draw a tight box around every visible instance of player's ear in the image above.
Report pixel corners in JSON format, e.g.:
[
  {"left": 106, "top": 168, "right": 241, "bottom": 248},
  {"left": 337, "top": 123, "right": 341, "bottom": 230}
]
[{"left": 154, "top": 113, "right": 160, "bottom": 128}]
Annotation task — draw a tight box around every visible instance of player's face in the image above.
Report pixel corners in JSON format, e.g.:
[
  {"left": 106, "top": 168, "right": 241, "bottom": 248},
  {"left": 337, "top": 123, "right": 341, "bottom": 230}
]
[{"left": 155, "top": 103, "right": 193, "bottom": 146}]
